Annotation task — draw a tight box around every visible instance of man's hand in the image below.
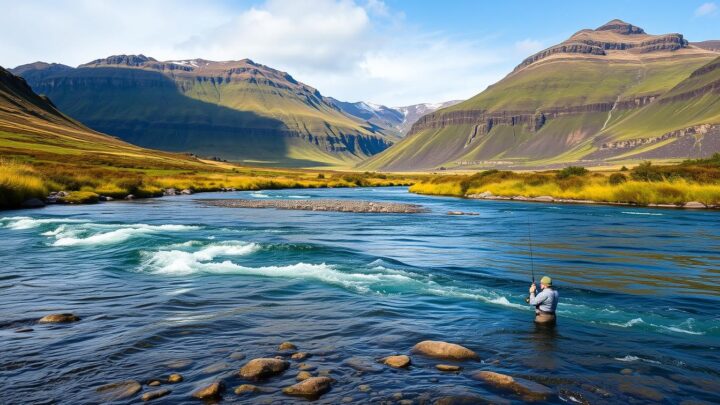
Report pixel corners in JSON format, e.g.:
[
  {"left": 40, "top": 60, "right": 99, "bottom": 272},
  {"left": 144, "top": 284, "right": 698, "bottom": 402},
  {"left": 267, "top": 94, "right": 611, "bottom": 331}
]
[{"left": 529, "top": 283, "right": 537, "bottom": 293}]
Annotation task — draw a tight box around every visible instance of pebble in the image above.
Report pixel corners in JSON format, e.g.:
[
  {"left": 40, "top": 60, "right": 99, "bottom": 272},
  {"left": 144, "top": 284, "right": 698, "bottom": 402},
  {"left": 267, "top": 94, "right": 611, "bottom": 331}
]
[
  {"left": 95, "top": 380, "right": 142, "bottom": 401},
  {"left": 383, "top": 355, "right": 411, "bottom": 368},
  {"left": 297, "top": 371, "right": 313, "bottom": 381},
  {"left": 234, "top": 384, "right": 260, "bottom": 395},
  {"left": 282, "top": 376, "right": 333, "bottom": 398},
  {"left": 436, "top": 364, "right": 462, "bottom": 372},
  {"left": 167, "top": 373, "right": 183, "bottom": 383},
  {"left": 239, "top": 358, "right": 290, "bottom": 379},
  {"left": 291, "top": 351, "right": 310, "bottom": 360},
  {"left": 191, "top": 382, "right": 224, "bottom": 400},
  {"left": 141, "top": 388, "right": 171, "bottom": 402}
]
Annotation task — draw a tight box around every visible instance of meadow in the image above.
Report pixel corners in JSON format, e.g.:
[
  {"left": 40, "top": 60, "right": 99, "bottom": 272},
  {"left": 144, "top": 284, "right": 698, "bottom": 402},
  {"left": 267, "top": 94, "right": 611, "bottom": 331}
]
[{"left": 409, "top": 154, "right": 720, "bottom": 207}]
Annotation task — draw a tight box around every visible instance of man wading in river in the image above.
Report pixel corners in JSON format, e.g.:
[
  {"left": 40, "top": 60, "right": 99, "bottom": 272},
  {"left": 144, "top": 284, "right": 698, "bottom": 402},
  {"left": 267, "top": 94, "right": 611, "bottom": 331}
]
[{"left": 529, "top": 276, "right": 558, "bottom": 324}]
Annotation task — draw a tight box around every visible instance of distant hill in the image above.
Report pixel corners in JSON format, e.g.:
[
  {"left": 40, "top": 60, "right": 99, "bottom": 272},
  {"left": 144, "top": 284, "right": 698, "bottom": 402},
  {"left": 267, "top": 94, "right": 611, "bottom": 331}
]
[
  {"left": 328, "top": 99, "right": 462, "bottom": 136},
  {"left": 13, "top": 55, "right": 396, "bottom": 168},
  {"left": 0, "top": 65, "right": 208, "bottom": 169},
  {"left": 361, "top": 20, "right": 720, "bottom": 171}
]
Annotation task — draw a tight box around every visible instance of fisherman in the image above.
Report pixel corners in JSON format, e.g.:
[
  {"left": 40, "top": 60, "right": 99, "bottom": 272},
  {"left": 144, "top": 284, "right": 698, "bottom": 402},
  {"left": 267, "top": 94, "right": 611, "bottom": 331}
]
[{"left": 528, "top": 276, "right": 558, "bottom": 324}]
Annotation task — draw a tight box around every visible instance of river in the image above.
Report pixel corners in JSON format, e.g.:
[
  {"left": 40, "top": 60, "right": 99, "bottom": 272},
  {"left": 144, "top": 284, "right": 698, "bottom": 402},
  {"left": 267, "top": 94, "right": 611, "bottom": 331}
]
[{"left": 1, "top": 187, "right": 719, "bottom": 404}]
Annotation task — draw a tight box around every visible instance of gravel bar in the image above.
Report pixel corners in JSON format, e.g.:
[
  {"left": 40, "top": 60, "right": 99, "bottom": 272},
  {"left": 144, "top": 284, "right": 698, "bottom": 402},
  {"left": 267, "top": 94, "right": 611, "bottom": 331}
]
[{"left": 197, "top": 199, "right": 427, "bottom": 213}]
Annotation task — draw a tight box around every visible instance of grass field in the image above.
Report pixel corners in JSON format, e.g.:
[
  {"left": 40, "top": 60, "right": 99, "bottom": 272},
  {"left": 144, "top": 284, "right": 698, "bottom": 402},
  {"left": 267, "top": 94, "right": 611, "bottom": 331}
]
[{"left": 408, "top": 156, "right": 720, "bottom": 207}]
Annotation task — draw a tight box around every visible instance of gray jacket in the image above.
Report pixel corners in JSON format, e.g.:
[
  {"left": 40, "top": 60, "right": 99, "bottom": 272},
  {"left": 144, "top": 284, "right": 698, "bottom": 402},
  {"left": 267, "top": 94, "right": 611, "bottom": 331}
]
[{"left": 529, "top": 287, "right": 558, "bottom": 313}]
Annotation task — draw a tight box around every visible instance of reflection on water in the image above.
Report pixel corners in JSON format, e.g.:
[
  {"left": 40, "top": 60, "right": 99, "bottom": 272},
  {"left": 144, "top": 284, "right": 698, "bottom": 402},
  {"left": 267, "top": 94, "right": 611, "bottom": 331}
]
[{"left": 1, "top": 187, "right": 719, "bottom": 404}]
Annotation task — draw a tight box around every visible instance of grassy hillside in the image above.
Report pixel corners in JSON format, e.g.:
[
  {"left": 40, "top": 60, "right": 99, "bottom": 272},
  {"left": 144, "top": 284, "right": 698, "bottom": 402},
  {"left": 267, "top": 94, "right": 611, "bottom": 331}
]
[
  {"left": 14, "top": 57, "right": 395, "bottom": 169},
  {"left": 362, "top": 20, "right": 720, "bottom": 171}
]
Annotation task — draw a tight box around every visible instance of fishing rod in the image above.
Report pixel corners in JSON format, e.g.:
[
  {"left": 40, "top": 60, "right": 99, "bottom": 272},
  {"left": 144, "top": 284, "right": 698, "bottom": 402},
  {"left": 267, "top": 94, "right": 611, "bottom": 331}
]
[{"left": 525, "top": 212, "right": 535, "bottom": 303}]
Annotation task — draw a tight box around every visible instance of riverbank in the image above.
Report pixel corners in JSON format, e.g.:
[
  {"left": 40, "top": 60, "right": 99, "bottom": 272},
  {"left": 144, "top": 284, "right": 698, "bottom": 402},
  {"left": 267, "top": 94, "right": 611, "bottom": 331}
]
[
  {"left": 198, "top": 199, "right": 426, "bottom": 213},
  {"left": 409, "top": 157, "right": 720, "bottom": 209}
]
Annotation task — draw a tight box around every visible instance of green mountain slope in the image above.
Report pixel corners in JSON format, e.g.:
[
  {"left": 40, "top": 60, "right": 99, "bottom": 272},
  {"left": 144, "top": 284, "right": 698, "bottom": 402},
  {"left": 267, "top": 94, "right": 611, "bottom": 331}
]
[
  {"left": 361, "top": 20, "right": 720, "bottom": 171},
  {"left": 14, "top": 56, "right": 395, "bottom": 168}
]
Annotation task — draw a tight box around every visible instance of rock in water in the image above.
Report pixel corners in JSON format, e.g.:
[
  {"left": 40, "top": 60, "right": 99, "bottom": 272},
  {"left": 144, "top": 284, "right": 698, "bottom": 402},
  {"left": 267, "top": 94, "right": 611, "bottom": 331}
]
[
  {"left": 291, "top": 351, "right": 309, "bottom": 360},
  {"left": 234, "top": 384, "right": 260, "bottom": 395},
  {"left": 96, "top": 380, "right": 142, "bottom": 401},
  {"left": 278, "top": 341, "right": 297, "bottom": 351},
  {"left": 191, "top": 382, "right": 224, "bottom": 400},
  {"left": 383, "top": 355, "right": 411, "bottom": 368},
  {"left": 474, "top": 371, "right": 553, "bottom": 401},
  {"left": 38, "top": 313, "right": 80, "bottom": 323},
  {"left": 296, "top": 371, "right": 313, "bottom": 381},
  {"left": 229, "top": 351, "right": 246, "bottom": 360},
  {"left": 412, "top": 340, "right": 478, "bottom": 361},
  {"left": 282, "top": 376, "right": 333, "bottom": 399},
  {"left": 141, "top": 388, "right": 171, "bottom": 402},
  {"left": 239, "top": 358, "right": 289, "bottom": 379},
  {"left": 167, "top": 373, "right": 183, "bottom": 383},
  {"left": 436, "top": 364, "right": 462, "bottom": 372}
]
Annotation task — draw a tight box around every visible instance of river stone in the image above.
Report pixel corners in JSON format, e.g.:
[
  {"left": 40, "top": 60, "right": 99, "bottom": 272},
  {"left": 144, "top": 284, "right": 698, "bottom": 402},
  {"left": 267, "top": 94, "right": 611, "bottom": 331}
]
[
  {"left": 291, "top": 351, "right": 309, "bottom": 360},
  {"left": 38, "top": 313, "right": 80, "bottom": 323},
  {"left": 297, "top": 371, "right": 313, "bottom": 381},
  {"left": 412, "top": 340, "right": 478, "bottom": 361},
  {"left": 473, "top": 371, "right": 552, "bottom": 401},
  {"left": 239, "top": 358, "right": 289, "bottom": 379},
  {"left": 96, "top": 380, "right": 142, "bottom": 401},
  {"left": 229, "top": 351, "right": 246, "bottom": 360},
  {"left": 358, "top": 384, "right": 371, "bottom": 392},
  {"left": 234, "top": 384, "right": 260, "bottom": 395},
  {"left": 383, "top": 355, "right": 411, "bottom": 368},
  {"left": 282, "top": 376, "right": 333, "bottom": 398},
  {"left": 191, "top": 382, "right": 224, "bottom": 400},
  {"left": 141, "top": 388, "right": 171, "bottom": 402},
  {"left": 618, "top": 381, "right": 664, "bottom": 401},
  {"left": 298, "top": 363, "right": 317, "bottom": 371},
  {"left": 344, "top": 356, "right": 382, "bottom": 372},
  {"left": 148, "top": 380, "right": 161, "bottom": 387},
  {"left": 684, "top": 201, "right": 706, "bottom": 209},
  {"left": 279, "top": 341, "right": 297, "bottom": 351},
  {"left": 166, "top": 359, "right": 193, "bottom": 369},
  {"left": 436, "top": 364, "right": 462, "bottom": 372},
  {"left": 202, "top": 361, "right": 230, "bottom": 374},
  {"left": 167, "top": 373, "right": 183, "bottom": 383}
]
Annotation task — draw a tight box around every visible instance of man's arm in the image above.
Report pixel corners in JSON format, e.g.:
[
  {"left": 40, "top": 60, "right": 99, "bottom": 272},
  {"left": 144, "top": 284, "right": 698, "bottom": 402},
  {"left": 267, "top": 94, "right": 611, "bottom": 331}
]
[{"left": 528, "top": 289, "right": 548, "bottom": 306}]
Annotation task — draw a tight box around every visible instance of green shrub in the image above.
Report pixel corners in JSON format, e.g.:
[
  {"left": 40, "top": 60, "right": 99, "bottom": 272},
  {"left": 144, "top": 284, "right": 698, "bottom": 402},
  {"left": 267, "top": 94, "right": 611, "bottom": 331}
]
[
  {"left": 556, "top": 166, "right": 588, "bottom": 179},
  {"left": 631, "top": 161, "right": 664, "bottom": 182},
  {"left": 608, "top": 173, "right": 627, "bottom": 185}
]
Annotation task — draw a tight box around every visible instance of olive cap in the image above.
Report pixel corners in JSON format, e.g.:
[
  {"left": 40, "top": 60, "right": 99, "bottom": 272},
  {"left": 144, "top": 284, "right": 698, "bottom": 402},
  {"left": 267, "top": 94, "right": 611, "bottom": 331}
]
[{"left": 540, "top": 276, "right": 552, "bottom": 286}]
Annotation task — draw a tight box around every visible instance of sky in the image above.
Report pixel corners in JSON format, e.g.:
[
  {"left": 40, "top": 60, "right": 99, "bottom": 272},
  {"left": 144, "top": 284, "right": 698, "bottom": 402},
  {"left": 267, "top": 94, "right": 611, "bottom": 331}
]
[{"left": 1, "top": 0, "right": 718, "bottom": 106}]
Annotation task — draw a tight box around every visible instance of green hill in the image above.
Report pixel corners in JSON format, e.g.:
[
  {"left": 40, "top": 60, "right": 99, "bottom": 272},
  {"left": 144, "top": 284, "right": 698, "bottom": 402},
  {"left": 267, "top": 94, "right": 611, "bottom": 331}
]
[
  {"left": 14, "top": 56, "right": 396, "bottom": 169},
  {"left": 361, "top": 20, "right": 720, "bottom": 171}
]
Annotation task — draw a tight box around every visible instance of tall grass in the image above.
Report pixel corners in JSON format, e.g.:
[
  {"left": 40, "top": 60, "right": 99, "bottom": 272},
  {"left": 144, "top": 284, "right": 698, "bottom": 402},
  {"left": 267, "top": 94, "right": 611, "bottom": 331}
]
[{"left": 0, "top": 160, "right": 47, "bottom": 208}]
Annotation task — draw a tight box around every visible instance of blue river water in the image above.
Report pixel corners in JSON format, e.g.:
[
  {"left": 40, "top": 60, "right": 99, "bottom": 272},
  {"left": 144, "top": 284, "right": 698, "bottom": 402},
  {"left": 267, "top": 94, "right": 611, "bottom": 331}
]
[{"left": 1, "top": 187, "right": 719, "bottom": 404}]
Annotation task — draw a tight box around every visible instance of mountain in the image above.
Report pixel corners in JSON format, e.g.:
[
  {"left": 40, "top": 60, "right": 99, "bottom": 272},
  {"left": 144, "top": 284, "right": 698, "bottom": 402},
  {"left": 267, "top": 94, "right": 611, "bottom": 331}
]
[
  {"left": 328, "top": 99, "right": 462, "bottom": 136},
  {"left": 13, "top": 55, "right": 396, "bottom": 168},
  {"left": 361, "top": 20, "right": 720, "bottom": 171},
  {"left": 0, "top": 65, "right": 207, "bottom": 170}
]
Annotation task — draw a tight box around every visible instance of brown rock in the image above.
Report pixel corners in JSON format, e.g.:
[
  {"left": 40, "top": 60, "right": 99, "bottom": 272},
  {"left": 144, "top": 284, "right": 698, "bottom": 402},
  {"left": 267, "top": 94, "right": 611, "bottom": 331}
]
[
  {"left": 383, "top": 355, "right": 411, "bottom": 368},
  {"left": 297, "top": 371, "right": 313, "bottom": 381},
  {"left": 279, "top": 341, "right": 297, "bottom": 351},
  {"left": 298, "top": 363, "right": 317, "bottom": 371},
  {"left": 148, "top": 380, "right": 161, "bottom": 387},
  {"left": 291, "top": 351, "right": 309, "bottom": 360},
  {"left": 412, "top": 340, "right": 478, "bottom": 361},
  {"left": 96, "top": 380, "right": 142, "bottom": 401},
  {"left": 141, "top": 388, "right": 171, "bottom": 402},
  {"left": 436, "top": 364, "right": 462, "bottom": 372},
  {"left": 167, "top": 373, "right": 183, "bottom": 383},
  {"left": 282, "top": 376, "right": 333, "bottom": 398},
  {"left": 234, "top": 384, "right": 260, "bottom": 395},
  {"left": 474, "top": 371, "right": 553, "bottom": 401},
  {"left": 38, "top": 313, "right": 80, "bottom": 324},
  {"left": 239, "top": 358, "right": 289, "bottom": 379},
  {"left": 191, "top": 382, "right": 224, "bottom": 400}
]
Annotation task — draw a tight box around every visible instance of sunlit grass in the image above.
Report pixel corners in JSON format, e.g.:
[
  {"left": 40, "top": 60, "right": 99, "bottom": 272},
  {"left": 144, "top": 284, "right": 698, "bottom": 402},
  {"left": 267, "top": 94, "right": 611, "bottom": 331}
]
[{"left": 0, "top": 160, "right": 47, "bottom": 208}]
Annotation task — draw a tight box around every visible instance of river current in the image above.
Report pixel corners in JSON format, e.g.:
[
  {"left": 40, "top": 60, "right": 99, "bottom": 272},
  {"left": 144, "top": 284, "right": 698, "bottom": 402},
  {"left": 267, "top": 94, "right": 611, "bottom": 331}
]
[{"left": 1, "top": 187, "right": 719, "bottom": 404}]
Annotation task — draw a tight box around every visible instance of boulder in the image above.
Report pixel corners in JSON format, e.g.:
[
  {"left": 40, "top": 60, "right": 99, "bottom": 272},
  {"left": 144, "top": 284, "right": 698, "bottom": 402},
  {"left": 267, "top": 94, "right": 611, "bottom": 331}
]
[
  {"left": 163, "top": 188, "right": 177, "bottom": 196},
  {"left": 191, "top": 382, "right": 224, "bottom": 400},
  {"left": 412, "top": 340, "right": 478, "bottom": 361},
  {"left": 382, "top": 355, "right": 411, "bottom": 368},
  {"left": 291, "top": 351, "right": 309, "bottom": 360},
  {"left": 296, "top": 371, "right": 313, "bottom": 381},
  {"left": 96, "top": 380, "right": 142, "bottom": 401},
  {"left": 167, "top": 373, "right": 183, "bottom": 383},
  {"left": 234, "top": 384, "right": 260, "bottom": 395},
  {"left": 278, "top": 341, "right": 297, "bottom": 351},
  {"left": 141, "top": 388, "right": 171, "bottom": 402},
  {"left": 436, "top": 364, "right": 462, "bottom": 372},
  {"left": 21, "top": 198, "right": 45, "bottom": 208},
  {"left": 180, "top": 189, "right": 193, "bottom": 195},
  {"left": 473, "top": 371, "right": 553, "bottom": 401},
  {"left": 125, "top": 194, "right": 135, "bottom": 200},
  {"left": 684, "top": 201, "right": 706, "bottom": 209},
  {"left": 282, "top": 376, "right": 333, "bottom": 399},
  {"left": 38, "top": 313, "right": 80, "bottom": 323},
  {"left": 239, "top": 358, "right": 289, "bottom": 379}
]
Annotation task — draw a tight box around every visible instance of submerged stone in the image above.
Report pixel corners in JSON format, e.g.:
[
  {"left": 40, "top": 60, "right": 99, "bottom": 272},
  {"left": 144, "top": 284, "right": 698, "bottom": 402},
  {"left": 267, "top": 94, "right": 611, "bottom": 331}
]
[
  {"left": 239, "top": 358, "right": 289, "bottom": 379},
  {"left": 282, "top": 376, "right": 333, "bottom": 398},
  {"left": 141, "top": 388, "right": 171, "bottom": 402},
  {"left": 96, "top": 380, "right": 142, "bottom": 401},
  {"left": 191, "top": 382, "right": 224, "bottom": 400},
  {"left": 412, "top": 340, "right": 478, "bottom": 361},
  {"left": 38, "top": 313, "right": 80, "bottom": 323},
  {"left": 383, "top": 355, "right": 411, "bottom": 368}
]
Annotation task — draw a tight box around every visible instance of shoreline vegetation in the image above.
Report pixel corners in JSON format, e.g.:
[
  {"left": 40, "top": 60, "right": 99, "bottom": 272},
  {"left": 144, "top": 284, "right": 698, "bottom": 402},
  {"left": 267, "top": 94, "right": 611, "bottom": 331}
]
[
  {"left": 409, "top": 155, "right": 720, "bottom": 210},
  {"left": 3, "top": 155, "right": 720, "bottom": 211}
]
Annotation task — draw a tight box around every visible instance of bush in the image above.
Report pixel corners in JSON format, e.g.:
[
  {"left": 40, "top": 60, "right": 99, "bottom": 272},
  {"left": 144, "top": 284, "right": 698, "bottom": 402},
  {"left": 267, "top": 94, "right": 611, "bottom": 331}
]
[
  {"left": 556, "top": 166, "right": 588, "bottom": 179},
  {"left": 620, "top": 166, "right": 629, "bottom": 171},
  {"left": 609, "top": 173, "right": 627, "bottom": 185},
  {"left": 631, "top": 161, "right": 664, "bottom": 182},
  {"left": 317, "top": 173, "right": 325, "bottom": 179}
]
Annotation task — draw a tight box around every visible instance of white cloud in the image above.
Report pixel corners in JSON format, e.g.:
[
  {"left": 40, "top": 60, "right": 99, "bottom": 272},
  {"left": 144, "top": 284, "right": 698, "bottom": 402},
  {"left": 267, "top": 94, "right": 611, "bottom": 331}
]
[
  {"left": 695, "top": 2, "right": 718, "bottom": 16},
  {"left": 0, "top": 0, "right": 519, "bottom": 106}
]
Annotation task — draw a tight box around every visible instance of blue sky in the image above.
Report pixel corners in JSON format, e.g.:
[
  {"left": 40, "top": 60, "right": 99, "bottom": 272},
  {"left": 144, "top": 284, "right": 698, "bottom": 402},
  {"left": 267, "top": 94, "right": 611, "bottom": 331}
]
[{"left": 1, "top": 0, "right": 718, "bottom": 106}]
